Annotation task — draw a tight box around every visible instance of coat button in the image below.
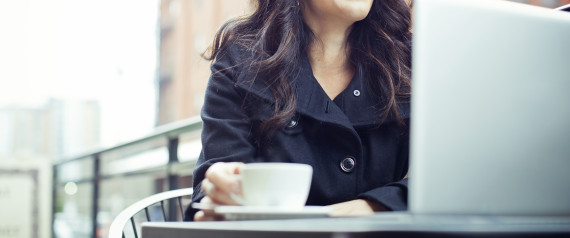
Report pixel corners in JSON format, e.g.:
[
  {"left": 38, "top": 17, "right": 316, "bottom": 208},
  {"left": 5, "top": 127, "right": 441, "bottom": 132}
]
[
  {"left": 340, "top": 157, "right": 356, "bottom": 172},
  {"left": 353, "top": 90, "right": 361, "bottom": 97},
  {"left": 287, "top": 119, "right": 298, "bottom": 128}
]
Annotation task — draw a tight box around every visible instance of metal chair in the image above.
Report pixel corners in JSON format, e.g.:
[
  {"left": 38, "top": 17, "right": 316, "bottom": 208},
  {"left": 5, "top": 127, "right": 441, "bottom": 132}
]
[{"left": 108, "top": 188, "right": 193, "bottom": 238}]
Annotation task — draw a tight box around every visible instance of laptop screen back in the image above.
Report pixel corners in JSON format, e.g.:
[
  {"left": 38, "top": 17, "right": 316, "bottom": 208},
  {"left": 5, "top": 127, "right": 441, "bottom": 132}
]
[{"left": 409, "top": 0, "right": 570, "bottom": 215}]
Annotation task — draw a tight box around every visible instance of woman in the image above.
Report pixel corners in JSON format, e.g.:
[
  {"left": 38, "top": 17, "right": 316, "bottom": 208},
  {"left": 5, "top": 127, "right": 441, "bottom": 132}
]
[{"left": 185, "top": 0, "right": 412, "bottom": 221}]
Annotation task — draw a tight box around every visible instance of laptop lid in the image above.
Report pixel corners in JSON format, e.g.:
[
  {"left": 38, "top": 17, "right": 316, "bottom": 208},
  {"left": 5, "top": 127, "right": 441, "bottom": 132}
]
[{"left": 409, "top": 0, "right": 570, "bottom": 215}]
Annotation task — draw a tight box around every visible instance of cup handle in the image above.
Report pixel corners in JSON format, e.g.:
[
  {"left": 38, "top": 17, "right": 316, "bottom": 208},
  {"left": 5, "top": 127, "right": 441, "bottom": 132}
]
[{"left": 229, "top": 193, "right": 246, "bottom": 205}]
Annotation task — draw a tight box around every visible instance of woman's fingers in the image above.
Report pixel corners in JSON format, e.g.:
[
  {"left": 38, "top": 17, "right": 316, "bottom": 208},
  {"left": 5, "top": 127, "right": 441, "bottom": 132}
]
[
  {"left": 199, "top": 162, "right": 244, "bottom": 207},
  {"left": 194, "top": 210, "right": 225, "bottom": 221},
  {"left": 201, "top": 178, "right": 240, "bottom": 205},
  {"left": 205, "top": 162, "right": 244, "bottom": 195},
  {"left": 194, "top": 197, "right": 225, "bottom": 221}
]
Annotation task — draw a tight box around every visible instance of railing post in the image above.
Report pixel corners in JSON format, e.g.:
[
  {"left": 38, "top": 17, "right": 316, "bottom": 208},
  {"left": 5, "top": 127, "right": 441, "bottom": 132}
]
[
  {"left": 92, "top": 154, "right": 100, "bottom": 238},
  {"left": 167, "top": 137, "right": 179, "bottom": 221},
  {"left": 52, "top": 165, "right": 57, "bottom": 238}
]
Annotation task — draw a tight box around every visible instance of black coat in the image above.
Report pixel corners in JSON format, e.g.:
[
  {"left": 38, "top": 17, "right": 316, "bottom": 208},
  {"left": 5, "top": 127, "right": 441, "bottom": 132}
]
[{"left": 184, "top": 45, "right": 410, "bottom": 221}]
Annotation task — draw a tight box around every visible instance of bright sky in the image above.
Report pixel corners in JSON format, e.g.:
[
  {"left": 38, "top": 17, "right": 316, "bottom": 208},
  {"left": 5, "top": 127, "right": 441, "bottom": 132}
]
[{"left": 0, "top": 0, "right": 159, "bottom": 146}]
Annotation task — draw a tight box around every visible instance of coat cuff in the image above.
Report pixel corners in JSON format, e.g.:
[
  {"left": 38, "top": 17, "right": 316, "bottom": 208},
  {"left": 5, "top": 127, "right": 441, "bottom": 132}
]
[
  {"left": 183, "top": 184, "right": 205, "bottom": 221},
  {"left": 357, "top": 178, "right": 408, "bottom": 211}
]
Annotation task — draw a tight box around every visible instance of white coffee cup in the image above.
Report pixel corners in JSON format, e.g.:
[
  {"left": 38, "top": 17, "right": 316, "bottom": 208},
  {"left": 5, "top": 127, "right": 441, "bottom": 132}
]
[{"left": 233, "top": 163, "right": 313, "bottom": 209}]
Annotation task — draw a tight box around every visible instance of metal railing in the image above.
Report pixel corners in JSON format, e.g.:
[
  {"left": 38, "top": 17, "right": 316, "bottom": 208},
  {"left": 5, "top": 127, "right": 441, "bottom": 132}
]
[{"left": 51, "top": 116, "right": 202, "bottom": 238}]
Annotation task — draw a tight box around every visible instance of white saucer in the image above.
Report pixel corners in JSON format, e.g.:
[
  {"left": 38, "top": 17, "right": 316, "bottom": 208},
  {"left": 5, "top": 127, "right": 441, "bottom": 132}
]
[{"left": 192, "top": 203, "right": 331, "bottom": 221}]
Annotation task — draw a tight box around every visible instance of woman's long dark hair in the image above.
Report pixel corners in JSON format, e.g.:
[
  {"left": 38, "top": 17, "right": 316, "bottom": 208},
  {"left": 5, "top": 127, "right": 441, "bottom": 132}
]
[{"left": 204, "top": 0, "right": 412, "bottom": 145}]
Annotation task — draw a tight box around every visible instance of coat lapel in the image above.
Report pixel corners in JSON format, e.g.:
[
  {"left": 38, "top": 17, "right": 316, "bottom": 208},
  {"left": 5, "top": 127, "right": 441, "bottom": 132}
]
[{"left": 233, "top": 52, "right": 410, "bottom": 129}]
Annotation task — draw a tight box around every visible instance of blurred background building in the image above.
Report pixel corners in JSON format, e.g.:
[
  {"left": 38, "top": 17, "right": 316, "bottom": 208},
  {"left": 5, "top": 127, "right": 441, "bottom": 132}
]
[
  {"left": 157, "top": 0, "right": 251, "bottom": 125},
  {"left": 0, "top": 0, "right": 568, "bottom": 238},
  {"left": 1, "top": 0, "right": 248, "bottom": 237},
  {"left": 0, "top": 99, "right": 100, "bottom": 160}
]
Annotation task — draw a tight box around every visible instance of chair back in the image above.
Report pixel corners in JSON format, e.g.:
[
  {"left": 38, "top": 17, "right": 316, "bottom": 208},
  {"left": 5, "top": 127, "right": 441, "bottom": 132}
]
[{"left": 108, "top": 188, "right": 193, "bottom": 238}]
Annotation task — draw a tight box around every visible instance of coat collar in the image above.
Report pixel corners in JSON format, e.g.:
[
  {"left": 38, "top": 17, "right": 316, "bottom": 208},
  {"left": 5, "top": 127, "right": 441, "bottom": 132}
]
[{"left": 234, "top": 53, "right": 409, "bottom": 128}]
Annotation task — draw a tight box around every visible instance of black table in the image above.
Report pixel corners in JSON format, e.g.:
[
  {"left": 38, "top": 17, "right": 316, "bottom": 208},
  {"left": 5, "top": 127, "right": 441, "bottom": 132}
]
[{"left": 142, "top": 212, "right": 570, "bottom": 238}]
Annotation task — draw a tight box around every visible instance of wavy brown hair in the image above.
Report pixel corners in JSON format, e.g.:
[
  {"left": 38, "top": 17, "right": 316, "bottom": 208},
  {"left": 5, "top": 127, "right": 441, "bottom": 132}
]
[{"left": 204, "top": 0, "right": 412, "bottom": 145}]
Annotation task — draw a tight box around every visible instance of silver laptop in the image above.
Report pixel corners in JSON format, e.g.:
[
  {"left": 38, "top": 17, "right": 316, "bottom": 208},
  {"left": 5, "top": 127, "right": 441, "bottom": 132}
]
[{"left": 409, "top": 0, "right": 570, "bottom": 215}]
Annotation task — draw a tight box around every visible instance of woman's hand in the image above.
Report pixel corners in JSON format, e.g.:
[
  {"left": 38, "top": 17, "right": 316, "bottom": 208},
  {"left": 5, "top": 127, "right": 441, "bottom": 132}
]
[
  {"left": 194, "top": 162, "right": 244, "bottom": 221},
  {"left": 327, "top": 199, "right": 387, "bottom": 217}
]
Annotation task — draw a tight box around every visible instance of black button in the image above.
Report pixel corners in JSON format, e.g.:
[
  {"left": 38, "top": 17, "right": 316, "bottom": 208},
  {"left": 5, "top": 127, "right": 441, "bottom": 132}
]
[
  {"left": 340, "top": 157, "right": 356, "bottom": 172},
  {"left": 353, "top": 90, "right": 361, "bottom": 97},
  {"left": 287, "top": 119, "right": 298, "bottom": 128}
]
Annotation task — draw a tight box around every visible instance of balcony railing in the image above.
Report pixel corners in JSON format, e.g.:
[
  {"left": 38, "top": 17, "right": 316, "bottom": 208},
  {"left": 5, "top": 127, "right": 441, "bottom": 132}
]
[{"left": 52, "top": 116, "right": 202, "bottom": 238}]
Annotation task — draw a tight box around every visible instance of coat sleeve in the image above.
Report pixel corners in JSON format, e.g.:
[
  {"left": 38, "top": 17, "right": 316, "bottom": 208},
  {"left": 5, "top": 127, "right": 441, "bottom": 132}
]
[
  {"left": 357, "top": 122, "right": 410, "bottom": 211},
  {"left": 184, "top": 47, "right": 257, "bottom": 221},
  {"left": 357, "top": 178, "right": 408, "bottom": 211}
]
